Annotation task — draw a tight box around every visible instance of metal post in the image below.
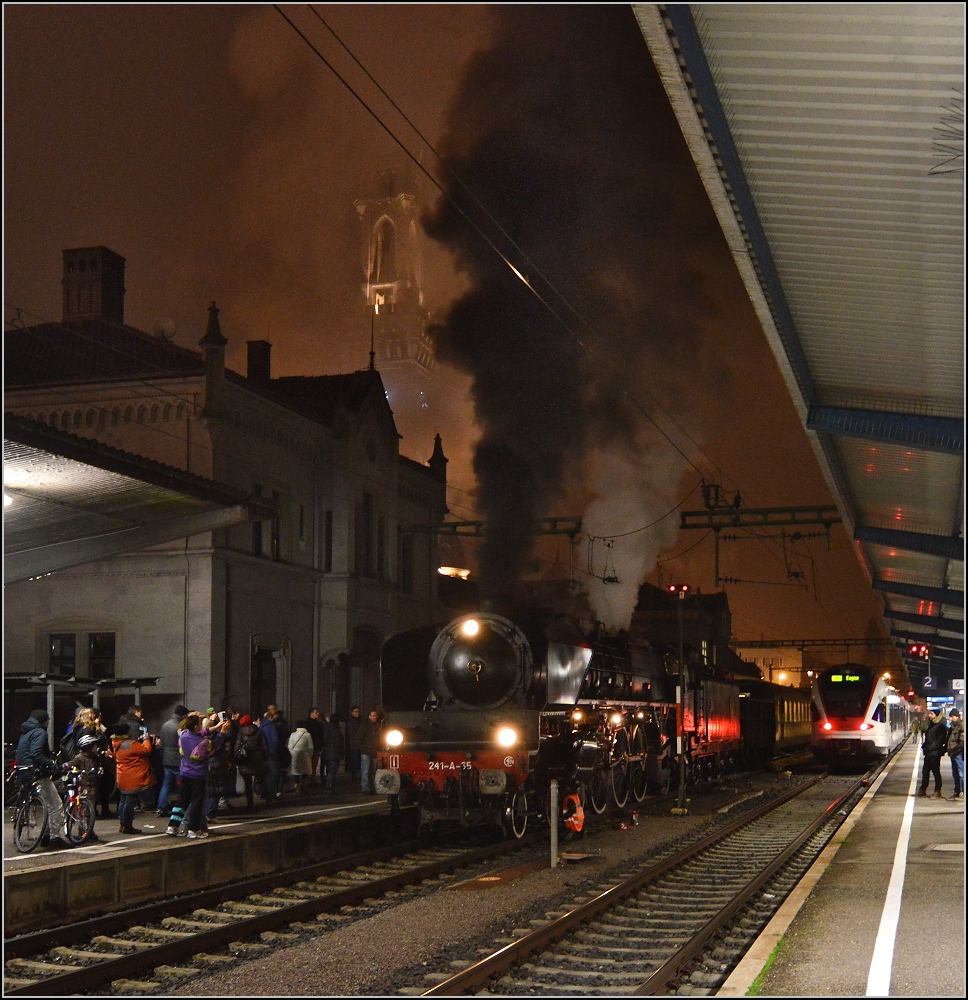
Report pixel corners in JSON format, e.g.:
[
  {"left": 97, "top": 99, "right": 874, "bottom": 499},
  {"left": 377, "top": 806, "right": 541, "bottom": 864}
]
[
  {"left": 46, "top": 681, "right": 56, "bottom": 750},
  {"left": 676, "top": 592, "right": 688, "bottom": 813},
  {"left": 550, "top": 779, "right": 559, "bottom": 868}
]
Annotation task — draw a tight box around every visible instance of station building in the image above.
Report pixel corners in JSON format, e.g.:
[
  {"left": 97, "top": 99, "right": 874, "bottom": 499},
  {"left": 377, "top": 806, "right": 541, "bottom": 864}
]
[{"left": 3, "top": 247, "right": 449, "bottom": 732}]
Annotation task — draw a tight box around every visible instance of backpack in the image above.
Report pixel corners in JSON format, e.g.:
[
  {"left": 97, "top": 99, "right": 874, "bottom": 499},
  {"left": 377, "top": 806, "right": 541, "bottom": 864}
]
[
  {"left": 56, "top": 728, "right": 79, "bottom": 766},
  {"left": 235, "top": 729, "right": 266, "bottom": 771}
]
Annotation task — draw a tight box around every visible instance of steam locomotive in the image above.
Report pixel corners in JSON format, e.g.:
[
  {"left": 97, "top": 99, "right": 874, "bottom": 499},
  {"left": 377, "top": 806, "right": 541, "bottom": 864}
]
[{"left": 374, "top": 608, "right": 814, "bottom": 837}]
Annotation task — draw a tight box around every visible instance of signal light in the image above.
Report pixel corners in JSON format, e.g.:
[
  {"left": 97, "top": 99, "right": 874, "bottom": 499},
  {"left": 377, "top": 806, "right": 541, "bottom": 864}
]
[
  {"left": 859, "top": 722, "right": 871, "bottom": 731},
  {"left": 823, "top": 722, "right": 833, "bottom": 731},
  {"left": 668, "top": 584, "right": 690, "bottom": 593}
]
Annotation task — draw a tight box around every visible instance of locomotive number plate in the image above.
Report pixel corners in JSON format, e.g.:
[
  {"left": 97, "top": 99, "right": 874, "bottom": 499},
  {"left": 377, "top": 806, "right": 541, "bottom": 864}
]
[{"left": 428, "top": 760, "right": 473, "bottom": 771}]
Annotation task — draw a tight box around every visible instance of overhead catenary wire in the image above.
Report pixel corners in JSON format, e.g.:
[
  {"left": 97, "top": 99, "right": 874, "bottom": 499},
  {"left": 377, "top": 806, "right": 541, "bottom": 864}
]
[
  {"left": 272, "top": 4, "right": 721, "bottom": 485},
  {"left": 273, "top": 6, "right": 806, "bottom": 587}
]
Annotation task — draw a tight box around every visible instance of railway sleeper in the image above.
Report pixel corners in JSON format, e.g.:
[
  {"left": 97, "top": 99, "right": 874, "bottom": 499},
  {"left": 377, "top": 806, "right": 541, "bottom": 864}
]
[
  {"left": 130, "top": 925, "right": 193, "bottom": 940},
  {"left": 7, "top": 958, "right": 85, "bottom": 975},
  {"left": 520, "top": 964, "right": 653, "bottom": 983},
  {"left": 222, "top": 900, "right": 286, "bottom": 914},
  {"left": 91, "top": 935, "right": 154, "bottom": 950},
  {"left": 192, "top": 908, "right": 239, "bottom": 923},
  {"left": 110, "top": 977, "right": 161, "bottom": 992},
  {"left": 49, "top": 946, "right": 110, "bottom": 962},
  {"left": 160, "top": 917, "right": 229, "bottom": 932},
  {"left": 153, "top": 966, "right": 197, "bottom": 979},
  {"left": 194, "top": 953, "right": 236, "bottom": 965},
  {"left": 573, "top": 928, "right": 690, "bottom": 947}
]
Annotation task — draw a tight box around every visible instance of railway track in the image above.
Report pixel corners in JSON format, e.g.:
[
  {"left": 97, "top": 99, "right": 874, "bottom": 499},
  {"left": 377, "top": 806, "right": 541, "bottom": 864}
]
[
  {"left": 3, "top": 834, "right": 539, "bottom": 996},
  {"left": 418, "top": 768, "right": 873, "bottom": 996}
]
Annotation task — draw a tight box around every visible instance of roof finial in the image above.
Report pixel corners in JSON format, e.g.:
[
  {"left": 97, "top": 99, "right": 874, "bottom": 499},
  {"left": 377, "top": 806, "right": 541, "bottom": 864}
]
[{"left": 200, "top": 301, "right": 227, "bottom": 347}]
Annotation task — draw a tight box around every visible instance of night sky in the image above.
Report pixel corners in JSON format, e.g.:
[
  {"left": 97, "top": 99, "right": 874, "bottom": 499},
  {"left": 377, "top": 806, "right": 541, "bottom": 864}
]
[{"left": 3, "top": 5, "right": 896, "bottom": 665}]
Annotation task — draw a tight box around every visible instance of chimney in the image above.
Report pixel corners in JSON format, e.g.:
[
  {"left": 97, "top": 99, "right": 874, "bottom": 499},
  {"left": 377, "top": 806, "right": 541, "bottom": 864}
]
[
  {"left": 247, "top": 340, "right": 271, "bottom": 388},
  {"left": 62, "top": 246, "right": 126, "bottom": 323}
]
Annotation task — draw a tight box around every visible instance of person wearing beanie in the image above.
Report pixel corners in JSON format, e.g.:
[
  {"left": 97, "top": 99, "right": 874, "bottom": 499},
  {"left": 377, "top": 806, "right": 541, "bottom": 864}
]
[
  {"left": 110, "top": 723, "right": 156, "bottom": 834},
  {"left": 917, "top": 708, "right": 949, "bottom": 798},
  {"left": 16, "top": 708, "right": 69, "bottom": 846},
  {"left": 157, "top": 703, "right": 190, "bottom": 817}
]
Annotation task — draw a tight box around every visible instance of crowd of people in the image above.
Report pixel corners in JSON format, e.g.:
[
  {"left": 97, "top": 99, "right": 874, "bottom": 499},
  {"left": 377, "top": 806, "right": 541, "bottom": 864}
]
[{"left": 13, "top": 700, "right": 388, "bottom": 847}]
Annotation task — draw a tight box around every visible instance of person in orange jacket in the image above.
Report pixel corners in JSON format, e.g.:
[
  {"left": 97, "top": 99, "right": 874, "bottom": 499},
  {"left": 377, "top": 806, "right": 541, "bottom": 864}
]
[
  {"left": 109, "top": 722, "right": 156, "bottom": 834},
  {"left": 561, "top": 780, "right": 585, "bottom": 841}
]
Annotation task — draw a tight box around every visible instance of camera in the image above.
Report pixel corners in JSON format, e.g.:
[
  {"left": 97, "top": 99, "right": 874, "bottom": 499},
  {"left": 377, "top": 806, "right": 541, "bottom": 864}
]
[{"left": 217, "top": 711, "right": 228, "bottom": 724}]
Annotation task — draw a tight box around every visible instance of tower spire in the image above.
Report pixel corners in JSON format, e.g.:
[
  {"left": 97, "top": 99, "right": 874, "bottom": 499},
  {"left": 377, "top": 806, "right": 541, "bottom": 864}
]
[{"left": 369, "top": 308, "right": 376, "bottom": 371}]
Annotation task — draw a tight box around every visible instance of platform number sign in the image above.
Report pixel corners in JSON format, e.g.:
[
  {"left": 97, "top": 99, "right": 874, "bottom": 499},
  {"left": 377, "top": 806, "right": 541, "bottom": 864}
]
[{"left": 922, "top": 675, "right": 937, "bottom": 691}]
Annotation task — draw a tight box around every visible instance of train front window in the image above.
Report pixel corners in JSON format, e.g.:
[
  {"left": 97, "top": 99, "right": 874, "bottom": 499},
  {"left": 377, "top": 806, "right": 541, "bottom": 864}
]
[{"left": 820, "top": 669, "right": 874, "bottom": 715}]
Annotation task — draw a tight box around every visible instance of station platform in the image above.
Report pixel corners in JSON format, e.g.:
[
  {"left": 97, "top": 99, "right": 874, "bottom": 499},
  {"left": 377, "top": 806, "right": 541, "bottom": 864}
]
[
  {"left": 720, "top": 739, "right": 965, "bottom": 998},
  {"left": 3, "top": 776, "right": 390, "bottom": 933}
]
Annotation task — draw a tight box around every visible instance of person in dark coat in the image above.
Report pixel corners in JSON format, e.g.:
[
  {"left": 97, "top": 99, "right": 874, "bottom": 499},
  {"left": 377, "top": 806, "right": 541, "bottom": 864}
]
[
  {"left": 261, "top": 706, "right": 283, "bottom": 802},
  {"left": 16, "top": 709, "right": 68, "bottom": 844},
  {"left": 947, "top": 708, "right": 964, "bottom": 800},
  {"left": 322, "top": 713, "right": 345, "bottom": 794},
  {"left": 345, "top": 705, "right": 362, "bottom": 785},
  {"left": 917, "top": 707, "right": 949, "bottom": 798},
  {"left": 205, "top": 713, "right": 234, "bottom": 819},
  {"left": 157, "top": 705, "right": 188, "bottom": 816},
  {"left": 358, "top": 708, "right": 384, "bottom": 794},
  {"left": 302, "top": 708, "right": 325, "bottom": 785},
  {"left": 234, "top": 716, "right": 270, "bottom": 809}
]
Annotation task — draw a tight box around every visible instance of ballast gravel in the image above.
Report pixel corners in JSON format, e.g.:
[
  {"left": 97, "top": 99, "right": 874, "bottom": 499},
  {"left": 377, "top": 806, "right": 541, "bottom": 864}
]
[{"left": 169, "top": 776, "right": 783, "bottom": 996}]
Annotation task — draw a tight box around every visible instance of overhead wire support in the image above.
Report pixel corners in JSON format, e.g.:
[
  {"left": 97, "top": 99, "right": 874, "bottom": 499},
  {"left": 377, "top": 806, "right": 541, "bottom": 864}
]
[{"left": 680, "top": 504, "right": 840, "bottom": 589}]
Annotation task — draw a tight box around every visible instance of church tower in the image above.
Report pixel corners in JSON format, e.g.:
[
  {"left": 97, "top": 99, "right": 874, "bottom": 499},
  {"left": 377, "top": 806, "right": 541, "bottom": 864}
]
[{"left": 354, "top": 165, "right": 436, "bottom": 456}]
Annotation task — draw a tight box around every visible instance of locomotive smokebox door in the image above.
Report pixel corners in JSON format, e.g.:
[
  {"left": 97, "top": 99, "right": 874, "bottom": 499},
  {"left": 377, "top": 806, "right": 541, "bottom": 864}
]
[{"left": 429, "top": 614, "right": 533, "bottom": 710}]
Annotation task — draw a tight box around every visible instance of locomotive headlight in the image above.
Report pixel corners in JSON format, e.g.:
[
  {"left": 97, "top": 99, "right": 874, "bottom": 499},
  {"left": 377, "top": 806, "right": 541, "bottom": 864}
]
[
  {"left": 859, "top": 722, "right": 871, "bottom": 731},
  {"left": 497, "top": 727, "right": 517, "bottom": 747},
  {"left": 611, "top": 713, "right": 623, "bottom": 727},
  {"left": 385, "top": 729, "right": 404, "bottom": 747},
  {"left": 572, "top": 710, "right": 583, "bottom": 722},
  {"left": 462, "top": 618, "right": 480, "bottom": 637},
  {"left": 823, "top": 722, "right": 833, "bottom": 731}
]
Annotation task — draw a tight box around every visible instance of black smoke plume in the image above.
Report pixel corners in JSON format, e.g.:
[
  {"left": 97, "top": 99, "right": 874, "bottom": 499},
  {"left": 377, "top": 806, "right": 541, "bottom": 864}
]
[{"left": 425, "top": 7, "right": 728, "bottom": 611}]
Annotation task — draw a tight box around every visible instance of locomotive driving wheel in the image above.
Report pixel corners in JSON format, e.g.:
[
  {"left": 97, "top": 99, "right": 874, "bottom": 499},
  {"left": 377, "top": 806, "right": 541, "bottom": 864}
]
[
  {"left": 505, "top": 787, "right": 528, "bottom": 839},
  {"left": 587, "top": 769, "right": 609, "bottom": 814},
  {"left": 629, "top": 727, "right": 648, "bottom": 803},
  {"left": 609, "top": 728, "right": 630, "bottom": 809}
]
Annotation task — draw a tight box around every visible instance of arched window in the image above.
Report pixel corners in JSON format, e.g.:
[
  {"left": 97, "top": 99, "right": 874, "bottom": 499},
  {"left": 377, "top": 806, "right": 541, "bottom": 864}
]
[
  {"left": 98, "top": 409, "right": 107, "bottom": 426},
  {"left": 137, "top": 405, "right": 146, "bottom": 424},
  {"left": 86, "top": 410, "right": 95, "bottom": 428},
  {"left": 163, "top": 404, "right": 172, "bottom": 422},
  {"left": 150, "top": 406, "right": 159, "bottom": 422},
  {"left": 74, "top": 410, "right": 84, "bottom": 428},
  {"left": 176, "top": 403, "right": 186, "bottom": 421},
  {"left": 62, "top": 411, "right": 72, "bottom": 428},
  {"left": 112, "top": 408, "right": 120, "bottom": 426},
  {"left": 371, "top": 218, "right": 397, "bottom": 283},
  {"left": 124, "top": 406, "right": 133, "bottom": 423}
]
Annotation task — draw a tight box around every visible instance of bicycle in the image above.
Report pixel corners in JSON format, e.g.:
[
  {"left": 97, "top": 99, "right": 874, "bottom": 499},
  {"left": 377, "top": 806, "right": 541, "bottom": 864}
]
[{"left": 12, "top": 764, "right": 95, "bottom": 852}]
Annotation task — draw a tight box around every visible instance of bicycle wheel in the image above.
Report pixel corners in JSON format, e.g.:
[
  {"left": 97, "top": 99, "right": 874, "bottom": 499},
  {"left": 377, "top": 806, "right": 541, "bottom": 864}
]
[
  {"left": 65, "top": 796, "right": 95, "bottom": 845},
  {"left": 14, "top": 793, "right": 47, "bottom": 853}
]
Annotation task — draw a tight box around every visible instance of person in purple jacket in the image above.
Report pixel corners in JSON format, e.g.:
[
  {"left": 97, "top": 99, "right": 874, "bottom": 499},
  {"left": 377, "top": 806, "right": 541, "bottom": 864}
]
[{"left": 165, "top": 713, "right": 231, "bottom": 839}]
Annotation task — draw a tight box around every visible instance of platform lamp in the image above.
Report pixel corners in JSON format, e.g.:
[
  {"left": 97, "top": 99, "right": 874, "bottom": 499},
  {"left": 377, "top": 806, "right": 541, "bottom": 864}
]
[{"left": 668, "top": 583, "right": 690, "bottom": 814}]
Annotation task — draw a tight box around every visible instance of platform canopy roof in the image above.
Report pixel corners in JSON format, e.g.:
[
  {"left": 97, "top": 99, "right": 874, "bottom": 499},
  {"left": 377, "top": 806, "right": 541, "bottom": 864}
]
[
  {"left": 3, "top": 415, "right": 276, "bottom": 585},
  {"left": 634, "top": 3, "right": 964, "bottom": 690}
]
